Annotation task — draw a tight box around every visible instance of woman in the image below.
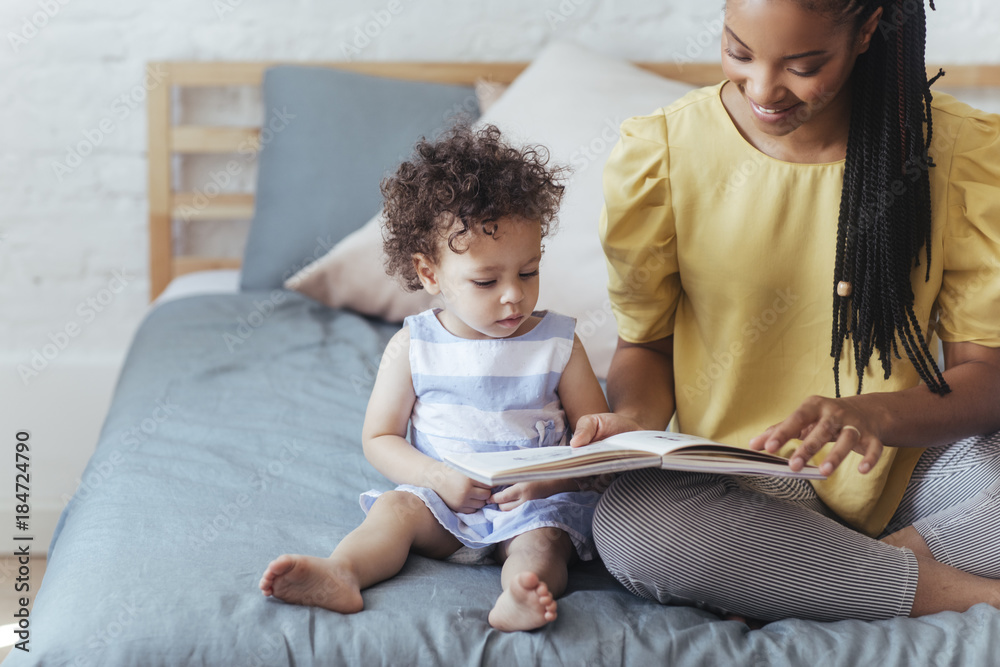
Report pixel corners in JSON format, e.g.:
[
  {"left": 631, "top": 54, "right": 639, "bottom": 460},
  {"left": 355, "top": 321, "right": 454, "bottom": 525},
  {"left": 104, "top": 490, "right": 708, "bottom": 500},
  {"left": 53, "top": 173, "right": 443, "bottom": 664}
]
[{"left": 571, "top": 0, "right": 1000, "bottom": 622}]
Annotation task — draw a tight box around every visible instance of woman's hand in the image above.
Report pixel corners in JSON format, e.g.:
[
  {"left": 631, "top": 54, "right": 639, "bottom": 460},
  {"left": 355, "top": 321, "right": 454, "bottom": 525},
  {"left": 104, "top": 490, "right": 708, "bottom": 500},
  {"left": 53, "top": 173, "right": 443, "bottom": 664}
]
[
  {"left": 748, "top": 395, "right": 885, "bottom": 476},
  {"left": 489, "top": 479, "right": 578, "bottom": 511},
  {"left": 569, "top": 413, "right": 645, "bottom": 447},
  {"left": 426, "top": 462, "right": 493, "bottom": 513}
]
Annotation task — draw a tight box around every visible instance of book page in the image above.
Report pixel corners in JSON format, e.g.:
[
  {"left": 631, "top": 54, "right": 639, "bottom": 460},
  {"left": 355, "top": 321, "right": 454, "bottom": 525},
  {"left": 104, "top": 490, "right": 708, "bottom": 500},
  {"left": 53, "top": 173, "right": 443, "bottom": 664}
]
[
  {"left": 596, "top": 430, "right": 728, "bottom": 455},
  {"left": 443, "top": 430, "right": 823, "bottom": 484},
  {"left": 444, "top": 441, "right": 660, "bottom": 478}
]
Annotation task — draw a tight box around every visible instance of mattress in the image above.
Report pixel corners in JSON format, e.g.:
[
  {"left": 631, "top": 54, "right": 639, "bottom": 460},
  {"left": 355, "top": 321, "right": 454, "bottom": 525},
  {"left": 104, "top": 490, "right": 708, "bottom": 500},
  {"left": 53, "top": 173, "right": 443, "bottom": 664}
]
[
  {"left": 152, "top": 268, "right": 241, "bottom": 305},
  {"left": 9, "top": 292, "right": 999, "bottom": 666}
]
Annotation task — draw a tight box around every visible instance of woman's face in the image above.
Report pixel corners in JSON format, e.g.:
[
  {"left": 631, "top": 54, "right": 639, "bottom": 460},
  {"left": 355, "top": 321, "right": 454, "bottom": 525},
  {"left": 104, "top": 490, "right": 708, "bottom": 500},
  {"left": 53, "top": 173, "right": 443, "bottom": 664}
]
[{"left": 721, "top": 0, "right": 881, "bottom": 138}]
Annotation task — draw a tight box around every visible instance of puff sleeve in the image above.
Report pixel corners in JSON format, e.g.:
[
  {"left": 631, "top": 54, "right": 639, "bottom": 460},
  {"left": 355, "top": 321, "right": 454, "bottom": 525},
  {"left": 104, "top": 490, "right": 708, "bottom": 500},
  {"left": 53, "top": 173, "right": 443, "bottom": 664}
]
[
  {"left": 598, "top": 111, "right": 681, "bottom": 344},
  {"left": 936, "top": 112, "right": 1000, "bottom": 347}
]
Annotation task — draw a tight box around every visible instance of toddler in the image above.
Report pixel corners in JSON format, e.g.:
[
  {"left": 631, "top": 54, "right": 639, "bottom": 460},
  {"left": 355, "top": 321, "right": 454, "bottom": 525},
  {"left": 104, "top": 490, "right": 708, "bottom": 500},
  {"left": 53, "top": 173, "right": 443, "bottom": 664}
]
[{"left": 260, "top": 124, "right": 609, "bottom": 631}]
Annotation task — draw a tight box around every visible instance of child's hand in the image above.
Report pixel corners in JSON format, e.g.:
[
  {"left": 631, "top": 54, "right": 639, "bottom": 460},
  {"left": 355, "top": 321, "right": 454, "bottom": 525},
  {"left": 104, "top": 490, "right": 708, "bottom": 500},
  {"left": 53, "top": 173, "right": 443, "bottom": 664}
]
[
  {"left": 427, "top": 462, "right": 493, "bottom": 513},
  {"left": 489, "top": 479, "right": 578, "bottom": 511},
  {"left": 569, "top": 413, "right": 643, "bottom": 447}
]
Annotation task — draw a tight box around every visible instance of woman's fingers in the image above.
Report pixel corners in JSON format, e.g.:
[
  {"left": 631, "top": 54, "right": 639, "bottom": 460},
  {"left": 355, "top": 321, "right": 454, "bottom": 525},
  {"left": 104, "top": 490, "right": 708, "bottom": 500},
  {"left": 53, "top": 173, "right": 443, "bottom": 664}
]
[
  {"left": 846, "top": 427, "right": 882, "bottom": 474},
  {"left": 760, "top": 402, "right": 821, "bottom": 454},
  {"left": 791, "top": 423, "right": 884, "bottom": 476},
  {"left": 748, "top": 424, "right": 779, "bottom": 450},
  {"left": 788, "top": 418, "right": 841, "bottom": 471},
  {"left": 809, "top": 422, "right": 857, "bottom": 475},
  {"left": 753, "top": 395, "right": 885, "bottom": 476}
]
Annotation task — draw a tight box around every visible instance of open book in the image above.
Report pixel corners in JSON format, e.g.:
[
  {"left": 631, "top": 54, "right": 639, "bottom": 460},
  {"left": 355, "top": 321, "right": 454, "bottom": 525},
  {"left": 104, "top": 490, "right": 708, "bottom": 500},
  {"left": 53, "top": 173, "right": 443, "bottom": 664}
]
[{"left": 443, "top": 430, "right": 826, "bottom": 485}]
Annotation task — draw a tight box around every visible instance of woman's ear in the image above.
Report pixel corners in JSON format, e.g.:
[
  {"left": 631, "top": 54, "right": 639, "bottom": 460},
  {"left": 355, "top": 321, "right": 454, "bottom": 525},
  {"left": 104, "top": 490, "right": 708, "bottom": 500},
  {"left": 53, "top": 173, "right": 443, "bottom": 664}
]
[
  {"left": 412, "top": 253, "right": 442, "bottom": 295},
  {"left": 857, "top": 6, "right": 883, "bottom": 54}
]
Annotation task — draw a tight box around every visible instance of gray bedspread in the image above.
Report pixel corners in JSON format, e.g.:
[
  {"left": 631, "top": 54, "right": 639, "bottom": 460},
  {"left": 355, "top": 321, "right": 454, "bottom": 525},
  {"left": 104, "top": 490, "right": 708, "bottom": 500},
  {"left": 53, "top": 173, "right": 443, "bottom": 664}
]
[{"left": 11, "top": 293, "right": 999, "bottom": 666}]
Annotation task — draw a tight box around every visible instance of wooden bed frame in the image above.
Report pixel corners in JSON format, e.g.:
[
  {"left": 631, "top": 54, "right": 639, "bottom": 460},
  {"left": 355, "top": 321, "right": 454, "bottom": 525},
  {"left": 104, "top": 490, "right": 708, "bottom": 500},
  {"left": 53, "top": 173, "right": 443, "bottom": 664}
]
[{"left": 146, "top": 60, "right": 1000, "bottom": 300}]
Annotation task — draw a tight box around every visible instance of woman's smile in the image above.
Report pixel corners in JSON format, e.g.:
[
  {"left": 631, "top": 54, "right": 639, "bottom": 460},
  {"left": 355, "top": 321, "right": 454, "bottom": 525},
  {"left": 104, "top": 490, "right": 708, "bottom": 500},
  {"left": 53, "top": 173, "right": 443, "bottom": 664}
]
[{"left": 746, "top": 95, "right": 805, "bottom": 123}]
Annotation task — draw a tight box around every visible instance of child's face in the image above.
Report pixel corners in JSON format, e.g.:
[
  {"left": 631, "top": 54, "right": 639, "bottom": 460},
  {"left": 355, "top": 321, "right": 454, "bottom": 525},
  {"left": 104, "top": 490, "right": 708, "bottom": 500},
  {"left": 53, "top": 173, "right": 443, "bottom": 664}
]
[
  {"left": 721, "top": 0, "right": 881, "bottom": 138},
  {"left": 413, "top": 217, "right": 542, "bottom": 340}
]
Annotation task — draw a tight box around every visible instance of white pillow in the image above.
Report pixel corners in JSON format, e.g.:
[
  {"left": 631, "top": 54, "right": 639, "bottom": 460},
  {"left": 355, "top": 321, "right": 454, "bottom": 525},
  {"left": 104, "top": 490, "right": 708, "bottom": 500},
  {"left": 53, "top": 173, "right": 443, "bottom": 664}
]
[
  {"left": 286, "top": 41, "right": 696, "bottom": 377},
  {"left": 474, "top": 78, "right": 509, "bottom": 113}
]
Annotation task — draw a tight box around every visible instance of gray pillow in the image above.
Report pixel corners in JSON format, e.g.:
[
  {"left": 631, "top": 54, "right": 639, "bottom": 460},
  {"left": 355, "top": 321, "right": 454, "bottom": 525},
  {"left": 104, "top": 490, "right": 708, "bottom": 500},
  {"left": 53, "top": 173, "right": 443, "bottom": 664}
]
[{"left": 240, "top": 66, "right": 479, "bottom": 291}]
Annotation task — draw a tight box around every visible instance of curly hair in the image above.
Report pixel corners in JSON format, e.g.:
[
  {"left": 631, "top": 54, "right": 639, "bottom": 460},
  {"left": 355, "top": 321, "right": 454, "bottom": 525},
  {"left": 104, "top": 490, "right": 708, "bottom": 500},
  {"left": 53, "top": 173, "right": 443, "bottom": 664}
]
[{"left": 380, "top": 123, "right": 568, "bottom": 291}]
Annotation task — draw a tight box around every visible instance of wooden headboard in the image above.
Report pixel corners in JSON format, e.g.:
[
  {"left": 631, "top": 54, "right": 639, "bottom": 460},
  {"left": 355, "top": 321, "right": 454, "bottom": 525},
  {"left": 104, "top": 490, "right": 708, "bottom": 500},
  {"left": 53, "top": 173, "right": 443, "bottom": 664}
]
[{"left": 146, "top": 60, "right": 1000, "bottom": 300}]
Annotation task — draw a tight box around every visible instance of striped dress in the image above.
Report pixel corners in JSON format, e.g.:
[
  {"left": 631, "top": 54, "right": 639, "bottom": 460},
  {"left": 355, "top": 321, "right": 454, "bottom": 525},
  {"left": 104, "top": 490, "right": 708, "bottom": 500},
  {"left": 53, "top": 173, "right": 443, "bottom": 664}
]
[{"left": 360, "top": 308, "right": 601, "bottom": 560}]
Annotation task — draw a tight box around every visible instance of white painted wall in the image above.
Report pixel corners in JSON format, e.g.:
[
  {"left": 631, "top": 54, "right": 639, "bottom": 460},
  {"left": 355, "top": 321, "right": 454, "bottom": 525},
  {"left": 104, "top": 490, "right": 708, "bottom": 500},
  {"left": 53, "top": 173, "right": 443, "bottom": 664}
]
[{"left": 0, "top": 0, "right": 998, "bottom": 551}]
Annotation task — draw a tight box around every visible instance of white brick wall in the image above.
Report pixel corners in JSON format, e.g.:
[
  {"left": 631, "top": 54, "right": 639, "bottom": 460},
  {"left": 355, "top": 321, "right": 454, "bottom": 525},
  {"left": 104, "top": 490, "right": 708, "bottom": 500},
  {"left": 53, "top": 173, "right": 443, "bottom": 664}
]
[
  {"left": 0, "top": 0, "right": 997, "bottom": 549},
  {"left": 1, "top": 0, "right": 998, "bottom": 363}
]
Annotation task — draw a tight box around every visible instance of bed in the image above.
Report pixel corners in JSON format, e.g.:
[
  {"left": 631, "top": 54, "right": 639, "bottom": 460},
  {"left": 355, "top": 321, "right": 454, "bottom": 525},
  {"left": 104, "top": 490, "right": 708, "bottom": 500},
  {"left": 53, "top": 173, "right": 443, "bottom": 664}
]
[{"left": 12, "top": 43, "right": 1000, "bottom": 666}]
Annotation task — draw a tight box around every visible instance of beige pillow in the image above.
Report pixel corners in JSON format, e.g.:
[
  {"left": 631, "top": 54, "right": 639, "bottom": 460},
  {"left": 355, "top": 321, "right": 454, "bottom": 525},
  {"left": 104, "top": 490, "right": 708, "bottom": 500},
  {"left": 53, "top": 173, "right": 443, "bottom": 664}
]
[
  {"left": 285, "top": 41, "right": 695, "bottom": 377},
  {"left": 285, "top": 214, "right": 439, "bottom": 322}
]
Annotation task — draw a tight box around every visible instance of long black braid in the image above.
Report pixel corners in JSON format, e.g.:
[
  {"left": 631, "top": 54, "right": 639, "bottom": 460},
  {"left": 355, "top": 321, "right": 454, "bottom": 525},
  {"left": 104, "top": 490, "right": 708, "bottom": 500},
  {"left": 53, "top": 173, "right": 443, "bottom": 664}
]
[{"left": 828, "top": 0, "right": 950, "bottom": 396}]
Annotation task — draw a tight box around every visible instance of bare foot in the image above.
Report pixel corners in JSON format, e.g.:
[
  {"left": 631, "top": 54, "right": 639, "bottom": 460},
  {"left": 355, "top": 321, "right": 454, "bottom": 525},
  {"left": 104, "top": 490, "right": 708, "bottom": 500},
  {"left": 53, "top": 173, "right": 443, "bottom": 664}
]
[
  {"left": 259, "top": 554, "right": 363, "bottom": 613},
  {"left": 488, "top": 571, "right": 557, "bottom": 632}
]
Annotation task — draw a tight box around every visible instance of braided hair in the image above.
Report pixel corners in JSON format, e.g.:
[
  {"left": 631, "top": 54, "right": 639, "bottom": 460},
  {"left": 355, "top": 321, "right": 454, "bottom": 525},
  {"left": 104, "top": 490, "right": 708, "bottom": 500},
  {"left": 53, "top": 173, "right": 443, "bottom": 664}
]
[{"left": 819, "top": 0, "right": 950, "bottom": 396}]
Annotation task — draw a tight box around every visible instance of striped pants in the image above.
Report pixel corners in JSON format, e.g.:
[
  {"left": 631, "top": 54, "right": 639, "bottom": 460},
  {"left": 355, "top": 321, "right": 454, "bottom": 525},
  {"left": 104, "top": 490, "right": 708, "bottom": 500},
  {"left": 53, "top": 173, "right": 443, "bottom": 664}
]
[{"left": 592, "top": 430, "right": 1000, "bottom": 622}]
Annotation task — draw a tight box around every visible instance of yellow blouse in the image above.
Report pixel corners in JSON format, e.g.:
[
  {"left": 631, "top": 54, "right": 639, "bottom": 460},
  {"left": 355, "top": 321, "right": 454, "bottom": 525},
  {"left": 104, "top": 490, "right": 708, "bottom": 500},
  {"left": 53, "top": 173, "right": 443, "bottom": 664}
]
[{"left": 600, "top": 82, "right": 1000, "bottom": 536}]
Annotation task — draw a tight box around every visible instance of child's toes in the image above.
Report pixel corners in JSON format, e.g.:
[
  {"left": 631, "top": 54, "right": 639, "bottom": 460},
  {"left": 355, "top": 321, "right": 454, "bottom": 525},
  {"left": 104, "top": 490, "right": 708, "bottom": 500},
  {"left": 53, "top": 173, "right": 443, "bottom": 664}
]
[{"left": 518, "top": 571, "right": 540, "bottom": 589}]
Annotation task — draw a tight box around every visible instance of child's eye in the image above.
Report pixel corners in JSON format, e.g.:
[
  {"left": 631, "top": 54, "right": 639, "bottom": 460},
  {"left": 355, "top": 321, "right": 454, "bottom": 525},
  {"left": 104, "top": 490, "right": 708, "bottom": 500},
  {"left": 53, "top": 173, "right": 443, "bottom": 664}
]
[
  {"left": 519, "top": 270, "right": 539, "bottom": 279},
  {"left": 472, "top": 280, "right": 495, "bottom": 288}
]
